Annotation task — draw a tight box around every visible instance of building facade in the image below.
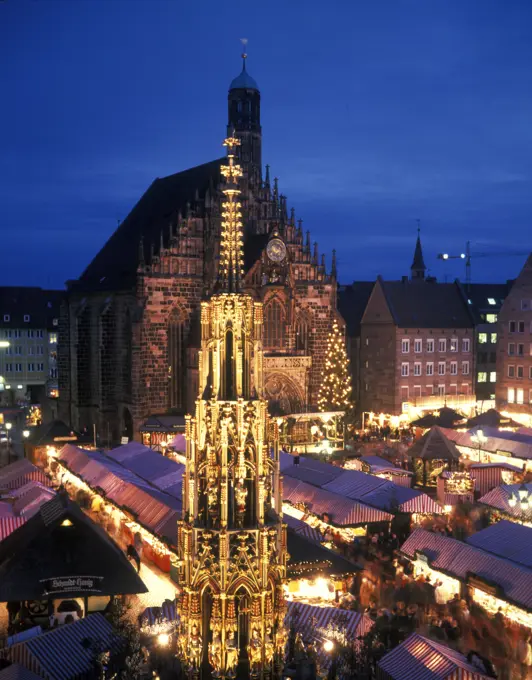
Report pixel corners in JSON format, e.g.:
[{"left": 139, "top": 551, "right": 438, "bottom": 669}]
[
  {"left": 496, "top": 254, "right": 532, "bottom": 422},
  {"left": 0, "top": 288, "right": 62, "bottom": 414},
  {"left": 58, "top": 56, "right": 339, "bottom": 442},
  {"left": 358, "top": 237, "right": 475, "bottom": 417}
]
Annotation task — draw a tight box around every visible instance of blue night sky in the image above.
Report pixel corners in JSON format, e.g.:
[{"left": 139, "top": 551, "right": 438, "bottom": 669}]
[{"left": 1, "top": 0, "right": 531, "bottom": 289}]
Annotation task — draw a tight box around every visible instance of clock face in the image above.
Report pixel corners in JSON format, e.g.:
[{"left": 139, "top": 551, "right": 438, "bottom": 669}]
[{"left": 266, "top": 238, "right": 286, "bottom": 263}]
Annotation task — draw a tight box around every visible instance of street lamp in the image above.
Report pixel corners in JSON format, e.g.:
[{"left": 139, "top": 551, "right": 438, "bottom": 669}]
[
  {"left": 22, "top": 430, "right": 30, "bottom": 438},
  {"left": 0, "top": 341, "right": 10, "bottom": 348},
  {"left": 471, "top": 428, "right": 487, "bottom": 463},
  {"left": 323, "top": 639, "right": 337, "bottom": 680}
]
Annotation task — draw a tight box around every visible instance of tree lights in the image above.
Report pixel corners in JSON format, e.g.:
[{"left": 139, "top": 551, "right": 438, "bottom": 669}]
[{"left": 317, "top": 320, "right": 352, "bottom": 413}]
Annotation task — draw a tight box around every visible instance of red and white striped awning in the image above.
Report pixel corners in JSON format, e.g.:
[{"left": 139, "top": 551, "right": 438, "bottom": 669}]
[
  {"left": 0, "top": 516, "right": 26, "bottom": 542},
  {"left": 0, "top": 460, "right": 50, "bottom": 491}
]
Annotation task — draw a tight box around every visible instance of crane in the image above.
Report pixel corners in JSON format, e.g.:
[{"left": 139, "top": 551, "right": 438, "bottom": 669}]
[{"left": 437, "top": 241, "right": 529, "bottom": 284}]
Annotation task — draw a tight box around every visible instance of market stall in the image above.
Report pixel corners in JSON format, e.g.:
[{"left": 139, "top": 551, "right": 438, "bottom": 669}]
[{"left": 437, "top": 471, "right": 474, "bottom": 510}]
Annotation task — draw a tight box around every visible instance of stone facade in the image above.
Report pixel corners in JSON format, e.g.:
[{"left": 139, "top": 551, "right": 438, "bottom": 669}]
[
  {"left": 58, "top": 61, "right": 340, "bottom": 441},
  {"left": 496, "top": 254, "right": 532, "bottom": 418}
]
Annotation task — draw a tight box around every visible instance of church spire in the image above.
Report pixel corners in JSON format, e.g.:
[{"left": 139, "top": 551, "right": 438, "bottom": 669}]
[
  {"left": 219, "top": 135, "right": 244, "bottom": 293},
  {"left": 411, "top": 222, "right": 426, "bottom": 280}
]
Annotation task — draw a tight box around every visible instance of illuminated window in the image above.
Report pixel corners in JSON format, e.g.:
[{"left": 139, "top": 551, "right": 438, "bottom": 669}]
[
  {"left": 401, "top": 363, "right": 409, "bottom": 377},
  {"left": 517, "top": 388, "right": 524, "bottom": 405},
  {"left": 265, "top": 299, "right": 286, "bottom": 349},
  {"left": 462, "top": 361, "right": 470, "bottom": 375},
  {"left": 413, "top": 362, "right": 421, "bottom": 376},
  {"left": 438, "top": 339, "right": 446, "bottom": 353},
  {"left": 401, "top": 339, "right": 410, "bottom": 354},
  {"left": 462, "top": 338, "right": 470, "bottom": 353},
  {"left": 487, "top": 298, "right": 496, "bottom": 305},
  {"left": 490, "top": 372, "right": 496, "bottom": 383},
  {"left": 508, "top": 387, "right": 515, "bottom": 403},
  {"left": 450, "top": 361, "right": 457, "bottom": 375},
  {"left": 426, "top": 362, "right": 434, "bottom": 376},
  {"left": 490, "top": 333, "right": 497, "bottom": 344},
  {"left": 414, "top": 339, "right": 422, "bottom": 353},
  {"left": 508, "top": 343, "right": 515, "bottom": 356},
  {"left": 450, "top": 338, "right": 458, "bottom": 352},
  {"left": 478, "top": 333, "right": 487, "bottom": 344},
  {"left": 437, "top": 384, "right": 445, "bottom": 396},
  {"left": 426, "top": 339, "right": 434, "bottom": 353},
  {"left": 485, "top": 314, "right": 497, "bottom": 323},
  {"left": 49, "top": 333, "right": 57, "bottom": 344},
  {"left": 438, "top": 361, "right": 446, "bottom": 376},
  {"left": 477, "top": 372, "right": 487, "bottom": 383},
  {"left": 508, "top": 365, "right": 515, "bottom": 378}
]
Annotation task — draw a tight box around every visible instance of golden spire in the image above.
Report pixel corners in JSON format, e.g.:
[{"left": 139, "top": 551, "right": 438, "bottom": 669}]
[{"left": 219, "top": 135, "right": 244, "bottom": 292}]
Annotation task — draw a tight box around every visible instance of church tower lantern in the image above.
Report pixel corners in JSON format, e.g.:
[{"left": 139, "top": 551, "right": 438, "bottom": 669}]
[
  {"left": 176, "top": 135, "right": 287, "bottom": 679},
  {"left": 228, "top": 40, "right": 262, "bottom": 191}
]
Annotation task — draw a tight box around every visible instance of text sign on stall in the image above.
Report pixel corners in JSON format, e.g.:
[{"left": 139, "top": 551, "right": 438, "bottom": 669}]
[
  {"left": 40, "top": 576, "right": 104, "bottom": 595},
  {"left": 121, "top": 437, "right": 129, "bottom": 445}
]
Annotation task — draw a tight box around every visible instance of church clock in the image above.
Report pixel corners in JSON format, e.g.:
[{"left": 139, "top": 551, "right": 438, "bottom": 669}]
[{"left": 266, "top": 238, "right": 286, "bottom": 263}]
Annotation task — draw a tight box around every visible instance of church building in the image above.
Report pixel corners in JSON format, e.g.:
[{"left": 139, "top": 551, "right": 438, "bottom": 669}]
[{"left": 58, "top": 53, "right": 340, "bottom": 441}]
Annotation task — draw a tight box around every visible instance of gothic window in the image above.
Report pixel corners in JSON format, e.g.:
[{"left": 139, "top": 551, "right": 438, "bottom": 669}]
[
  {"left": 264, "top": 299, "right": 286, "bottom": 350},
  {"left": 99, "top": 303, "right": 115, "bottom": 407},
  {"left": 168, "top": 308, "right": 186, "bottom": 410},
  {"left": 76, "top": 305, "right": 92, "bottom": 406},
  {"left": 295, "top": 313, "right": 310, "bottom": 351},
  {"left": 122, "top": 308, "right": 132, "bottom": 401}
]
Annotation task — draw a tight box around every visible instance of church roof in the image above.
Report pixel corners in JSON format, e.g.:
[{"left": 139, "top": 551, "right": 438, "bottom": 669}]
[
  {"left": 74, "top": 157, "right": 224, "bottom": 291},
  {"left": 229, "top": 62, "right": 259, "bottom": 91},
  {"left": 411, "top": 233, "right": 426, "bottom": 272}
]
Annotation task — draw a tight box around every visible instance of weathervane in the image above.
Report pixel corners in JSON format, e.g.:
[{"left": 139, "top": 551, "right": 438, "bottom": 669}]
[{"left": 240, "top": 37, "right": 248, "bottom": 62}]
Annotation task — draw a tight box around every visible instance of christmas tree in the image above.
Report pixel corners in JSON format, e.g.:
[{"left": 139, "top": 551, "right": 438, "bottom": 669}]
[{"left": 317, "top": 319, "right": 352, "bottom": 412}]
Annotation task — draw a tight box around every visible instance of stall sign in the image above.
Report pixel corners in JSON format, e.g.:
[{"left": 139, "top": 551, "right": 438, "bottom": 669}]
[
  {"left": 121, "top": 437, "right": 129, "bottom": 445},
  {"left": 40, "top": 575, "right": 104, "bottom": 595},
  {"left": 467, "top": 574, "right": 499, "bottom": 598},
  {"left": 53, "top": 436, "right": 78, "bottom": 442},
  {"left": 496, "top": 449, "right": 513, "bottom": 459}
]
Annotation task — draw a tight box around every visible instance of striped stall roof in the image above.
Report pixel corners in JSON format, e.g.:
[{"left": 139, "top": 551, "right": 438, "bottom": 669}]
[
  {"left": 0, "top": 517, "right": 26, "bottom": 542},
  {"left": 283, "top": 514, "right": 323, "bottom": 543},
  {"left": 376, "top": 632, "right": 492, "bottom": 680},
  {"left": 0, "top": 613, "right": 122, "bottom": 680},
  {"left": 0, "top": 664, "right": 43, "bottom": 680},
  {"left": 469, "top": 463, "right": 522, "bottom": 497},
  {"left": 12, "top": 485, "right": 56, "bottom": 519},
  {"left": 441, "top": 427, "right": 532, "bottom": 461},
  {"left": 401, "top": 528, "right": 532, "bottom": 611},
  {"left": 286, "top": 602, "right": 374, "bottom": 670},
  {"left": 0, "top": 460, "right": 50, "bottom": 491},
  {"left": 57, "top": 444, "right": 181, "bottom": 544},
  {"left": 139, "top": 599, "right": 178, "bottom": 627},
  {"left": 466, "top": 520, "right": 532, "bottom": 569},
  {"left": 107, "top": 445, "right": 184, "bottom": 498},
  {"left": 283, "top": 477, "right": 392, "bottom": 526},
  {"left": 280, "top": 453, "right": 344, "bottom": 486},
  {"left": 478, "top": 482, "right": 532, "bottom": 522}
]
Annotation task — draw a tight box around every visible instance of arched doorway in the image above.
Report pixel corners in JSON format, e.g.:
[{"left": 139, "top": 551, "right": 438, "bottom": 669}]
[
  {"left": 123, "top": 408, "right": 133, "bottom": 440},
  {"left": 263, "top": 373, "right": 304, "bottom": 415}
]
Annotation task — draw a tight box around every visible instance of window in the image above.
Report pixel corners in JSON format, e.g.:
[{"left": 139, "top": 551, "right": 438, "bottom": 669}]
[
  {"left": 13, "top": 330, "right": 21, "bottom": 339},
  {"left": 437, "top": 384, "right": 445, "bottom": 396},
  {"left": 28, "top": 363, "right": 35, "bottom": 372},
  {"left": 517, "top": 366, "right": 524, "bottom": 378},
  {"left": 426, "top": 385, "right": 434, "bottom": 395},
  {"left": 53, "top": 318, "right": 58, "bottom": 327},
  {"left": 490, "top": 332, "right": 497, "bottom": 344},
  {"left": 401, "top": 386, "right": 409, "bottom": 401},
  {"left": 50, "top": 368, "right": 58, "bottom": 379},
  {"left": 5, "top": 346, "right": 12, "bottom": 355},
  {"left": 265, "top": 299, "right": 286, "bottom": 349},
  {"left": 508, "top": 365, "right": 515, "bottom": 378},
  {"left": 401, "top": 339, "right": 410, "bottom": 354},
  {"left": 518, "top": 321, "right": 525, "bottom": 333},
  {"left": 478, "top": 333, "right": 487, "bottom": 344},
  {"left": 461, "top": 383, "right": 470, "bottom": 395},
  {"left": 295, "top": 313, "right": 310, "bottom": 351},
  {"left": 414, "top": 385, "right": 422, "bottom": 398},
  {"left": 529, "top": 366, "right": 532, "bottom": 380},
  {"left": 3, "top": 315, "right": 9, "bottom": 322},
  {"left": 521, "top": 299, "right": 530, "bottom": 311},
  {"left": 414, "top": 339, "right": 422, "bottom": 353},
  {"left": 37, "top": 363, "right": 44, "bottom": 372},
  {"left": 490, "top": 371, "right": 496, "bottom": 382},
  {"left": 517, "top": 388, "right": 524, "bottom": 405},
  {"left": 508, "top": 387, "right": 515, "bottom": 403},
  {"left": 413, "top": 362, "right": 421, "bottom": 376},
  {"left": 401, "top": 362, "right": 409, "bottom": 377},
  {"left": 28, "top": 347, "right": 33, "bottom": 356},
  {"left": 518, "top": 343, "right": 524, "bottom": 356},
  {"left": 450, "top": 361, "right": 457, "bottom": 375},
  {"left": 4, "top": 330, "right": 11, "bottom": 338},
  {"left": 426, "top": 362, "right": 434, "bottom": 376},
  {"left": 477, "top": 372, "right": 487, "bottom": 383},
  {"left": 508, "top": 343, "right": 515, "bottom": 356},
  {"left": 49, "top": 333, "right": 57, "bottom": 344},
  {"left": 438, "top": 339, "right": 446, "bottom": 352},
  {"left": 23, "top": 315, "right": 30, "bottom": 323},
  {"left": 462, "top": 361, "right": 470, "bottom": 375},
  {"left": 488, "top": 298, "right": 497, "bottom": 305},
  {"left": 5, "top": 363, "right": 12, "bottom": 373},
  {"left": 14, "top": 346, "right": 22, "bottom": 355},
  {"left": 450, "top": 338, "right": 458, "bottom": 352},
  {"left": 462, "top": 338, "right": 470, "bottom": 353},
  {"left": 14, "top": 363, "right": 22, "bottom": 372},
  {"left": 509, "top": 321, "right": 516, "bottom": 333},
  {"left": 36, "top": 345, "right": 43, "bottom": 356},
  {"left": 438, "top": 361, "right": 446, "bottom": 376},
  {"left": 486, "top": 314, "right": 498, "bottom": 323},
  {"left": 426, "top": 339, "right": 434, "bottom": 353}
]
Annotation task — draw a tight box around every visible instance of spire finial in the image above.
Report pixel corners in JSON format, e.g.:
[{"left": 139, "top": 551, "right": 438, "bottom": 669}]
[
  {"left": 219, "top": 134, "right": 244, "bottom": 292},
  {"left": 240, "top": 38, "right": 248, "bottom": 71},
  {"left": 411, "top": 221, "right": 426, "bottom": 280},
  {"left": 417, "top": 218, "right": 421, "bottom": 237},
  {"left": 331, "top": 249, "right": 337, "bottom": 278}
]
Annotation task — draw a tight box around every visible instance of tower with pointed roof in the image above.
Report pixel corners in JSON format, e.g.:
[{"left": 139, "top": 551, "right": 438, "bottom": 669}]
[
  {"left": 411, "top": 227, "right": 426, "bottom": 280},
  {"left": 228, "top": 41, "right": 262, "bottom": 192},
  {"left": 176, "top": 135, "right": 287, "bottom": 680}
]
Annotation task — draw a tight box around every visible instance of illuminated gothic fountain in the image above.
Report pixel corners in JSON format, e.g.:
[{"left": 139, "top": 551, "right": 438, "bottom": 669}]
[{"left": 176, "top": 136, "right": 287, "bottom": 679}]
